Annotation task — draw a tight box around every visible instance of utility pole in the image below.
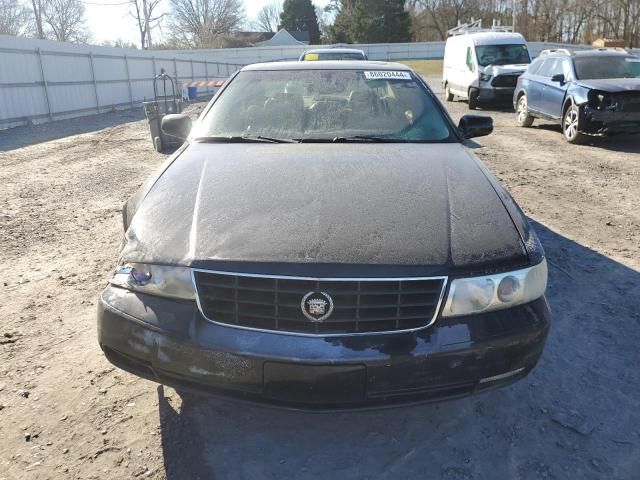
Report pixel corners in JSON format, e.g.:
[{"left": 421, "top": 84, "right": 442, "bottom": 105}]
[
  {"left": 143, "top": 0, "right": 152, "bottom": 49},
  {"left": 512, "top": 0, "right": 517, "bottom": 32}
]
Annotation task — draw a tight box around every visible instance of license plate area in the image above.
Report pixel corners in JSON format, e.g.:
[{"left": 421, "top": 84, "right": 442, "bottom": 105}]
[{"left": 263, "top": 362, "right": 366, "bottom": 405}]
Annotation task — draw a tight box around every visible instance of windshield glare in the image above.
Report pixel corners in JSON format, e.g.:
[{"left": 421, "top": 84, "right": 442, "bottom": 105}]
[
  {"left": 192, "top": 70, "right": 455, "bottom": 142},
  {"left": 475, "top": 44, "right": 530, "bottom": 67},
  {"left": 574, "top": 56, "right": 640, "bottom": 80}
]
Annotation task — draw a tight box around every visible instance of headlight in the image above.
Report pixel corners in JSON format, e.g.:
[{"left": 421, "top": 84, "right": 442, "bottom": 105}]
[
  {"left": 479, "top": 72, "right": 492, "bottom": 82},
  {"left": 442, "top": 259, "right": 547, "bottom": 317},
  {"left": 109, "top": 263, "right": 195, "bottom": 300}
]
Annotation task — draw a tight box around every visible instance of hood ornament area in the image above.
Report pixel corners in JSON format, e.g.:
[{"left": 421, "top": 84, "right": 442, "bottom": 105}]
[{"left": 301, "top": 291, "right": 334, "bottom": 322}]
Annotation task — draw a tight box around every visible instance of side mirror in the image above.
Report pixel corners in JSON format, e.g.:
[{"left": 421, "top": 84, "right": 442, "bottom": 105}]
[
  {"left": 458, "top": 114, "right": 493, "bottom": 139},
  {"left": 161, "top": 114, "right": 192, "bottom": 140},
  {"left": 551, "top": 73, "right": 565, "bottom": 83}
]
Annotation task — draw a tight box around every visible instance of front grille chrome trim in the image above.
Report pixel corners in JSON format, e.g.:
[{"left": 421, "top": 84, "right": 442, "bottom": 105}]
[{"left": 191, "top": 268, "right": 448, "bottom": 337}]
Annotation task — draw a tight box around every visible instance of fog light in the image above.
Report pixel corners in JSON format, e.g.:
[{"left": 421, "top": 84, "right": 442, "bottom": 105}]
[{"left": 130, "top": 267, "right": 152, "bottom": 285}]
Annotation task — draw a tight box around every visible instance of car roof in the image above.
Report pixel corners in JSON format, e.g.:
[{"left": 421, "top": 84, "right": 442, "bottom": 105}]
[
  {"left": 449, "top": 31, "right": 526, "bottom": 46},
  {"left": 573, "top": 48, "right": 634, "bottom": 57},
  {"left": 541, "top": 48, "right": 634, "bottom": 59},
  {"left": 242, "top": 61, "right": 412, "bottom": 71},
  {"left": 302, "top": 48, "right": 366, "bottom": 55}
]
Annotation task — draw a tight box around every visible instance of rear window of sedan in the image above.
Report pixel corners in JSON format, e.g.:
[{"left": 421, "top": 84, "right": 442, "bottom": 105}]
[
  {"left": 192, "top": 69, "right": 455, "bottom": 142},
  {"left": 303, "top": 52, "right": 366, "bottom": 61}
]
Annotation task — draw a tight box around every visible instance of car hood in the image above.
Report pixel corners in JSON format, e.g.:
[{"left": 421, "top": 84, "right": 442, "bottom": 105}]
[
  {"left": 575, "top": 78, "right": 640, "bottom": 92},
  {"left": 482, "top": 64, "right": 528, "bottom": 76},
  {"left": 121, "top": 143, "right": 529, "bottom": 275}
]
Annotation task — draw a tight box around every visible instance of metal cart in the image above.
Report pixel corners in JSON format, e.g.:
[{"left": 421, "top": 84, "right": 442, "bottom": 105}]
[{"left": 143, "top": 72, "right": 183, "bottom": 153}]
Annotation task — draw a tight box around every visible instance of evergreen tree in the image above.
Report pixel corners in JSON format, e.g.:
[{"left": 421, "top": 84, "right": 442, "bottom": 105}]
[
  {"left": 351, "top": 0, "right": 411, "bottom": 43},
  {"left": 279, "top": 0, "right": 321, "bottom": 44},
  {"left": 329, "top": 0, "right": 411, "bottom": 43}
]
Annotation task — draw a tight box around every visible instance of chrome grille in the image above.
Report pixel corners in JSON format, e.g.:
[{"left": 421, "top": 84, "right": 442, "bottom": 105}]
[{"left": 194, "top": 270, "right": 447, "bottom": 335}]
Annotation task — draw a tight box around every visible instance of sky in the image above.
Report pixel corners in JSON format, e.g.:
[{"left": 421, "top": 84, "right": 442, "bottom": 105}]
[{"left": 84, "top": 0, "right": 329, "bottom": 47}]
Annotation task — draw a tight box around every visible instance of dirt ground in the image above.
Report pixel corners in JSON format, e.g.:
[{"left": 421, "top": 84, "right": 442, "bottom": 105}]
[{"left": 0, "top": 69, "right": 639, "bottom": 480}]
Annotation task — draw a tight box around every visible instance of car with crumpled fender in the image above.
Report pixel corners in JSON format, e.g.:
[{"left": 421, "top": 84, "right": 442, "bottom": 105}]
[
  {"left": 97, "top": 61, "right": 550, "bottom": 410},
  {"left": 514, "top": 48, "right": 640, "bottom": 143}
]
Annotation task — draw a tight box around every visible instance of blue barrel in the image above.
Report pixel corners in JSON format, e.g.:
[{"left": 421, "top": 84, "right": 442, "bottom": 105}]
[{"left": 187, "top": 86, "right": 198, "bottom": 100}]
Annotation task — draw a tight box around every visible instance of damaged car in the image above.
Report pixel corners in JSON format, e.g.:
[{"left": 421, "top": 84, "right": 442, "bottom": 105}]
[
  {"left": 97, "top": 61, "right": 550, "bottom": 409},
  {"left": 514, "top": 48, "right": 640, "bottom": 143}
]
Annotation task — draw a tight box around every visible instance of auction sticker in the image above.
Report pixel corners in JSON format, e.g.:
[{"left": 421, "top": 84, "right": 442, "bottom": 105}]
[{"left": 364, "top": 71, "right": 412, "bottom": 80}]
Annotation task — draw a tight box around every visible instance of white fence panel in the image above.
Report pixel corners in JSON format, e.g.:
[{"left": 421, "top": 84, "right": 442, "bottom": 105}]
[
  {"left": 0, "top": 35, "right": 245, "bottom": 128},
  {"left": 2, "top": 34, "right": 637, "bottom": 129}
]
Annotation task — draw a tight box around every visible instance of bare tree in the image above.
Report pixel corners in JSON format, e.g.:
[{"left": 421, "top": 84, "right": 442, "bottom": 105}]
[
  {"left": 0, "top": 0, "right": 33, "bottom": 35},
  {"left": 129, "top": 0, "right": 164, "bottom": 49},
  {"left": 101, "top": 38, "right": 139, "bottom": 48},
  {"left": 410, "top": 0, "right": 640, "bottom": 46},
  {"left": 255, "top": 1, "right": 281, "bottom": 32},
  {"left": 31, "top": 0, "right": 45, "bottom": 38},
  {"left": 167, "top": 0, "right": 245, "bottom": 47},
  {"left": 41, "top": 0, "right": 89, "bottom": 42}
]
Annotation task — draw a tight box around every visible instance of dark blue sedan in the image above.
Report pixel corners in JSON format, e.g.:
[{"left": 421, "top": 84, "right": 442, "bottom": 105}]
[{"left": 513, "top": 48, "right": 640, "bottom": 143}]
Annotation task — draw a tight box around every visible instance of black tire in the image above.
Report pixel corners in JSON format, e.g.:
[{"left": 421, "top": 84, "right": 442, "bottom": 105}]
[
  {"left": 563, "top": 103, "right": 587, "bottom": 144},
  {"left": 444, "top": 83, "right": 454, "bottom": 102},
  {"left": 516, "top": 94, "right": 535, "bottom": 127},
  {"left": 468, "top": 88, "right": 479, "bottom": 110},
  {"left": 154, "top": 136, "right": 163, "bottom": 153}
]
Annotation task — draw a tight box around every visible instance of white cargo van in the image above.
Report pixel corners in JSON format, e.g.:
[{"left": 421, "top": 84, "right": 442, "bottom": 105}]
[{"left": 443, "top": 31, "right": 531, "bottom": 109}]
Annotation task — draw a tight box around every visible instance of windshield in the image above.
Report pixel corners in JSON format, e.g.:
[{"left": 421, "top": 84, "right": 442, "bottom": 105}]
[
  {"left": 574, "top": 56, "right": 640, "bottom": 80},
  {"left": 192, "top": 69, "right": 456, "bottom": 143},
  {"left": 303, "top": 52, "right": 366, "bottom": 61},
  {"left": 475, "top": 44, "right": 530, "bottom": 67}
]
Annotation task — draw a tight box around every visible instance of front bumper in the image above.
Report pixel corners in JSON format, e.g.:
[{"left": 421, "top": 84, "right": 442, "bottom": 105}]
[
  {"left": 97, "top": 286, "right": 550, "bottom": 410},
  {"left": 478, "top": 86, "right": 516, "bottom": 102},
  {"left": 583, "top": 107, "right": 640, "bottom": 135}
]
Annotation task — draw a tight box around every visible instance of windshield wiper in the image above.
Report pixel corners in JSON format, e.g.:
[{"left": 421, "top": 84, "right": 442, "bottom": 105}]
[
  {"left": 192, "top": 135, "right": 296, "bottom": 144},
  {"left": 331, "top": 135, "right": 407, "bottom": 143}
]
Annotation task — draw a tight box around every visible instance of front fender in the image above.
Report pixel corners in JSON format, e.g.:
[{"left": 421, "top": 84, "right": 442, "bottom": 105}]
[{"left": 569, "top": 86, "right": 589, "bottom": 106}]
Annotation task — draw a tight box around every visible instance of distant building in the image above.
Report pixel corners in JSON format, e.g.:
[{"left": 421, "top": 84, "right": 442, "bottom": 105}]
[
  {"left": 592, "top": 38, "right": 626, "bottom": 48},
  {"left": 258, "top": 29, "right": 310, "bottom": 46},
  {"left": 233, "top": 32, "right": 276, "bottom": 44}
]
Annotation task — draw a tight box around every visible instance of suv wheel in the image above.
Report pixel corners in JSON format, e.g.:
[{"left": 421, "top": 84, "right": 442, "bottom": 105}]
[
  {"left": 445, "top": 83, "right": 454, "bottom": 102},
  {"left": 468, "top": 88, "right": 479, "bottom": 110},
  {"left": 516, "top": 94, "right": 535, "bottom": 127},
  {"left": 563, "top": 104, "right": 587, "bottom": 144}
]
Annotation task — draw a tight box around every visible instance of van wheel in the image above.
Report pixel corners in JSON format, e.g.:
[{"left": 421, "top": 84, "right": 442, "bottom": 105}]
[
  {"left": 445, "top": 84, "right": 454, "bottom": 102},
  {"left": 468, "top": 88, "right": 479, "bottom": 110},
  {"left": 516, "top": 94, "right": 534, "bottom": 127},
  {"left": 154, "top": 136, "right": 164, "bottom": 153},
  {"left": 563, "top": 104, "right": 587, "bottom": 144}
]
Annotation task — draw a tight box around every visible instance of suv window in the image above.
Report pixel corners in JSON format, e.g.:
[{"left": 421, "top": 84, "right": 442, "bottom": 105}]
[
  {"left": 537, "top": 58, "right": 559, "bottom": 78},
  {"left": 527, "top": 57, "right": 544, "bottom": 75},
  {"left": 560, "top": 60, "right": 574, "bottom": 81}
]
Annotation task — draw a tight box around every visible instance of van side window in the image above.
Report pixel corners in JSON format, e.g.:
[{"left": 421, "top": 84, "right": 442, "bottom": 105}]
[{"left": 466, "top": 48, "right": 475, "bottom": 72}]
